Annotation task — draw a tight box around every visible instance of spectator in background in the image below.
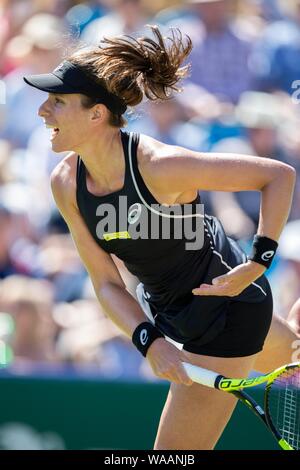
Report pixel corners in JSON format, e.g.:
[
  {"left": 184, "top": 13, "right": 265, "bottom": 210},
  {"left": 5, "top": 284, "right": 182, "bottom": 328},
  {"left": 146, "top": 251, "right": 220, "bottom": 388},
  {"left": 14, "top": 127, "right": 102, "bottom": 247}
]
[
  {"left": 37, "top": 233, "right": 87, "bottom": 302},
  {"left": 53, "top": 298, "right": 155, "bottom": 380},
  {"left": 65, "top": 0, "right": 108, "bottom": 36},
  {"left": 270, "top": 219, "right": 300, "bottom": 320},
  {"left": 30, "top": 0, "right": 73, "bottom": 17},
  {"left": 278, "top": 113, "right": 300, "bottom": 220},
  {"left": 232, "top": 0, "right": 283, "bottom": 24},
  {"left": 127, "top": 97, "right": 209, "bottom": 150},
  {"left": 0, "top": 204, "right": 15, "bottom": 278},
  {"left": 0, "top": 13, "right": 67, "bottom": 148},
  {"left": 259, "top": 0, "right": 285, "bottom": 22},
  {"left": 207, "top": 91, "right": 289, "bottom": 240},
  {"left": 175, "top": 0, "right": 254, "bottom": 104},
  {"left": 0, "top": 139, "right": 12, "bottom": 185},
  {"left": 0, "top": 275, "right": 57, "bottom": 363},
  {"left": 81, "top": 0, "right": 151, "bottom": 45},
  {"left": 250, "top": 0, "right": 300, "bottom": 94},
  {"left": 0, "top": 204, "right": 34, "bottom": 278},
  {"left": 0, "top": 0, "right": 10, "bottom": 75},
  {"left": 0, "top": 0, "right": 73, "bottom": 76}
]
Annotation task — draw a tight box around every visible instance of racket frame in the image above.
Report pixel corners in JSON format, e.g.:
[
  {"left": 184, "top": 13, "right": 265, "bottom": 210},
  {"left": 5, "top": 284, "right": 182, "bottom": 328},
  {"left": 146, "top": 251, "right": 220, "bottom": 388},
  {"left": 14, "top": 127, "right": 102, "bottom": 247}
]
[{"left": 182, "top": 361, "right": 299, "bottom": 450}]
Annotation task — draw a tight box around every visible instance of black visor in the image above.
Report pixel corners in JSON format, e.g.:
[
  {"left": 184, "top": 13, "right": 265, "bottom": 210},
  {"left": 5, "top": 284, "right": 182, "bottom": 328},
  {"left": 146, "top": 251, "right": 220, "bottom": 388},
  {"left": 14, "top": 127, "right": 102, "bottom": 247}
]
[{"left": 23, "top": 60, "right": 127, "bottom": 115}]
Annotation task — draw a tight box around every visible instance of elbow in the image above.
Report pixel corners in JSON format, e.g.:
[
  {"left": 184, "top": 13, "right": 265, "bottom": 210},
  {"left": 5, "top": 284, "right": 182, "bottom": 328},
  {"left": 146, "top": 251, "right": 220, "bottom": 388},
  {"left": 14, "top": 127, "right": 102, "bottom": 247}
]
[
  {"left": 98, "top": 281, "right": 113, "bottom": 299},
  {"left": 262, "top": 163, "right": 296, "bottom": 191},
  {"left": 97, "top": 281, "right": 113, "bottom": 306},
  {"left": 271, "top": 162, "right": 297, "bottom": 186},
  {"left": 98, "top": 280, "right": 125, "bottom": 299},
  {"left": 282, "top": 162, "right": 296, "bottom": 176},
  {"left": 280, "top": 163, "right": 297, "bottom": 187}
]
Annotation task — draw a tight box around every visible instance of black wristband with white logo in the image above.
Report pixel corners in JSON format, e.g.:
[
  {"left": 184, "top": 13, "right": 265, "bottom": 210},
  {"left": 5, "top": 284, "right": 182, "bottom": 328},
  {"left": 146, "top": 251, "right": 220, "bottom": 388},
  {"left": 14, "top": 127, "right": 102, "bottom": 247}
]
[
  {"left": 132, "top": 322, "right": 164, "bottom": 357},
  {"left": 248, "top": 235, "right": 278, "bottom": 269}
]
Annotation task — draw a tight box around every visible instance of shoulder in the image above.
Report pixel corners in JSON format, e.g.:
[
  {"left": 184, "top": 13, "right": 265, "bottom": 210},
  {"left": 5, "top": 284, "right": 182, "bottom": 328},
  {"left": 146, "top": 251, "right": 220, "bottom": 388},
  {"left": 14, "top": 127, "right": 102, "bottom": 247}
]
[
  {"left": 50, "top": 152, "right": 78, "bottom": 213},
  {"left": 137, "top": 134, "right": 185, "bottom": 175},
  {"left": 136, "top": 133, "right": 199, "bottom": 202},
  {"left": 138, "top": 134, "right": 198, "bottom": 181}
]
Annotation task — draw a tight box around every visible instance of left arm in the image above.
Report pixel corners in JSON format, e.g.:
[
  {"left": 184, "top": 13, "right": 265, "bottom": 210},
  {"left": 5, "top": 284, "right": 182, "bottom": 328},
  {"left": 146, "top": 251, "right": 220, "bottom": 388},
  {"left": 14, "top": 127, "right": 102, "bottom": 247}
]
[
  {"left": 149, "top": 149, "right": 296, "bottom": 241},
  {"left": 148, "top": 149, "right": 296, "bottom": 296}
]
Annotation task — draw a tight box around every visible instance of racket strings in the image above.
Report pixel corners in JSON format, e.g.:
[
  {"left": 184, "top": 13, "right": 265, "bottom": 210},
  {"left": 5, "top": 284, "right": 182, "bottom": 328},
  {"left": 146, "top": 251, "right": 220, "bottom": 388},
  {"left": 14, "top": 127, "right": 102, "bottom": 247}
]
[{"left": 268, "top": 368, "right": 300, "bottom": 450}]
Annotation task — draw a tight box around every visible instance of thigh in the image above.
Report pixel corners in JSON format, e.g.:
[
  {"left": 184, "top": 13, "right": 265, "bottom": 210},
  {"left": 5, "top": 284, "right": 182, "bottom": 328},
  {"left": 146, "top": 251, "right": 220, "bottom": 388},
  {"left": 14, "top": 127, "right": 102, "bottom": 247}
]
[
  {"left": 254, "top": 314, "right": 300, "bottom": 373},
  {"left": 154, "top": 352, "right": 258, "bottom": 450}
]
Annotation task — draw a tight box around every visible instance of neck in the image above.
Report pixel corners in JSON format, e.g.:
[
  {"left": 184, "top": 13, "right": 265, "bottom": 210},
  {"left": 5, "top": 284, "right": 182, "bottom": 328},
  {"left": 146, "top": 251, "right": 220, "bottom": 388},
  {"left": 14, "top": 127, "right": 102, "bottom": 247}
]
[{"left": 74, "top": 127, "right": 123, "bottom": 190}]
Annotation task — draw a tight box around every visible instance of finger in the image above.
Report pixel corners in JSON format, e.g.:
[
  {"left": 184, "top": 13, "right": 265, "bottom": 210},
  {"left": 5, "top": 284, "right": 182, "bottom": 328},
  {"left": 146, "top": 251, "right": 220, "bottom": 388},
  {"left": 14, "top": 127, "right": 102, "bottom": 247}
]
[
  {"left": 165, "top": 362, "right": 194, "bottom": 386},
  {"left": 202, "top": 281, "right": 230, "bottom": 291},
  {"left": 192, "top": 284, "right": 228, "bottom": 296},
  {"left": 193, "top": 288, "right": 231, "bottom": 296},
  {"left": 192, "top": 283, "right": 211, "bottom": 293},
  {"left": 158, "top": 371, "right": 176, "bottom": 383},
  {"left": 167, "top": 371, "right": 187, "bottom": 385},
  {"left": 184, "top": 376, "right": 194, "bottom": 386},
  {"left": 178, "top": 359, "right": 197, "bottom": 386},
  {"left": 212, "top": 275, "right": 228, "bottom": 285},
  {"left": 178, "top": 367, "right": 194, "bottom": 386},
  {"left": 158, "top": 366, "right": 185, "bottom": 385},
  {"left": 173, "top": 373, "right": 193, "bottom": 386}
]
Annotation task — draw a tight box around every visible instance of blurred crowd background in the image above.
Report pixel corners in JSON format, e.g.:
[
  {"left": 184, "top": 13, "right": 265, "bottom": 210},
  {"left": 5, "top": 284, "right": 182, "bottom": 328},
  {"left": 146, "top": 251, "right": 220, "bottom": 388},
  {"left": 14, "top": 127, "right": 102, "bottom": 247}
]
[{"left": 0, "top": 0, "right": 300, "bottom": 380}]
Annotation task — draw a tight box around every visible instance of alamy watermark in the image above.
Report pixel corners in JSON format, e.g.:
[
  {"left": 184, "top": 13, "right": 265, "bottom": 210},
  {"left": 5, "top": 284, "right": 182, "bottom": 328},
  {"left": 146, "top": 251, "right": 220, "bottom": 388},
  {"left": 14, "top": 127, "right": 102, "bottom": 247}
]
[
  {"left": 291, "top": 80, "right": 300, "bottom": 104},
  {"left": 95, "top": 196, "right": 205, "bottom": 250}
]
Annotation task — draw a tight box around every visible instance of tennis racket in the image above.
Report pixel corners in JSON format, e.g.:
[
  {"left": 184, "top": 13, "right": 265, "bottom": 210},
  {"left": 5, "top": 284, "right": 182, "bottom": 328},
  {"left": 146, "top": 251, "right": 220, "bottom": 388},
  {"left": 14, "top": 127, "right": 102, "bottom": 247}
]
[{"left": 182, "top": 361, "right": 300, "bottom": 450}]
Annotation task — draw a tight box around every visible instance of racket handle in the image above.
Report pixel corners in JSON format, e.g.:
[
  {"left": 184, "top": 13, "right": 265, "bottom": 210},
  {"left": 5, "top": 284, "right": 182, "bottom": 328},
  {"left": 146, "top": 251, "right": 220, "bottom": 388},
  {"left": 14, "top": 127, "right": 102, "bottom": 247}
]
[{"left": 182, "top": 362, "right": 219, "bottom": 388}]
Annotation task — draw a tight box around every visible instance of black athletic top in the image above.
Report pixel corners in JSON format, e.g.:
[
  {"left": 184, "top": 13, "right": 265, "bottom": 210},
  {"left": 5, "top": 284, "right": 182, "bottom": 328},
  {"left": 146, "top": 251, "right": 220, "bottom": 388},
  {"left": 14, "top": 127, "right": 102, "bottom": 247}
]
[{"left": 76, "top": 130, "right": 268, "bottom": 320}]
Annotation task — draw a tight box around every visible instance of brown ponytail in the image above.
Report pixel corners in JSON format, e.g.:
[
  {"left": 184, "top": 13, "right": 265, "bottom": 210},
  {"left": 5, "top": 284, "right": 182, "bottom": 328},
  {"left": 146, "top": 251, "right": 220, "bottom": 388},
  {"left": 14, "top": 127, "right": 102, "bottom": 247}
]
[{"left": 67, "top": 25, "right": 192, "bottom": 127}]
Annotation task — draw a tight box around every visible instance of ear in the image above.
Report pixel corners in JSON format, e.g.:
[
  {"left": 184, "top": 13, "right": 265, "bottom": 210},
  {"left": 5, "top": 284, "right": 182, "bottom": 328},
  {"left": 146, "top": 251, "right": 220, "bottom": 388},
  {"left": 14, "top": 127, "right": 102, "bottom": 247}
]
[{"left": 90, "top": 103, "right": 106, "bottom": 123}]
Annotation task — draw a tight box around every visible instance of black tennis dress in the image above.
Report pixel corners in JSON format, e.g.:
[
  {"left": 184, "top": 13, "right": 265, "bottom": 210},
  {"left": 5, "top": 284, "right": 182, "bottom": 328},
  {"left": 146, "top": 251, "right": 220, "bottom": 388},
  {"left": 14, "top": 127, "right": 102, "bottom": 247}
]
[{"left": 76, "top": 130, "right": 273, "bottom": 357}]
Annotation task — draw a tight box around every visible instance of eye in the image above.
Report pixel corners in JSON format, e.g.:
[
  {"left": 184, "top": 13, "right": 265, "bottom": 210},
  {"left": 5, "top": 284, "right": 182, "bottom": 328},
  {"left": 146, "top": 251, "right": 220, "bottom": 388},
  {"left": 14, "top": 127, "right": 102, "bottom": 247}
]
[{"left": 54, "top": 97, "right": 64, "bottom": 104}]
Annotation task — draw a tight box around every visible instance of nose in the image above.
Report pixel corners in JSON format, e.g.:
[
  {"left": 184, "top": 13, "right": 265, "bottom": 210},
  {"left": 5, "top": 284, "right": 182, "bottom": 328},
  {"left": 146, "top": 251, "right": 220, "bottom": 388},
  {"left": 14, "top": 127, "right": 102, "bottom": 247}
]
[{"left": 38, "top": 99, "right": 50, "bottom": 118}]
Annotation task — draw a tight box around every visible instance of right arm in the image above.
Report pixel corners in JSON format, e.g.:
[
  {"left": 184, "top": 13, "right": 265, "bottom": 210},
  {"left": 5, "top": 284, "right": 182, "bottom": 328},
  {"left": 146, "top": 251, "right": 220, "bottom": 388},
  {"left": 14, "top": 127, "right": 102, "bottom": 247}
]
[
  {"left": 50, "top": 158, "right": 146, "bottom": 338},
  {"left": 50, "top": 157, "right": 192, "bottom": 385}
]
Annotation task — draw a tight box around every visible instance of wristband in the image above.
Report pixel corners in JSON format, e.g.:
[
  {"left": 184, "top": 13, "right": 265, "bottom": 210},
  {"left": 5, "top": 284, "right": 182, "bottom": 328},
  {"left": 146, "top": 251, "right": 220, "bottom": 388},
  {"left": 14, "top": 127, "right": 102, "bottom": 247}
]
[
  {"left": 248, "top": 235, "right": 278, "bottom": 269},
  {"left": 132, "top": 322, "right": 164, "bottom": 357}
]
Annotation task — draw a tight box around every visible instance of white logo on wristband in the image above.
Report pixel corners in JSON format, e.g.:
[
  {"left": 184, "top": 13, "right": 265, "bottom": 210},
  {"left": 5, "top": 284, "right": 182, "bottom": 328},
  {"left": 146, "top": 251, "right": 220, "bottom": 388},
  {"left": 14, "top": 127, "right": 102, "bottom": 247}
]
[
  {"left": 261, "top": 250, "right": 275, "bottom": 261},
  {"left": 140, "top": 329, "right": 148, "bottom": 345}
]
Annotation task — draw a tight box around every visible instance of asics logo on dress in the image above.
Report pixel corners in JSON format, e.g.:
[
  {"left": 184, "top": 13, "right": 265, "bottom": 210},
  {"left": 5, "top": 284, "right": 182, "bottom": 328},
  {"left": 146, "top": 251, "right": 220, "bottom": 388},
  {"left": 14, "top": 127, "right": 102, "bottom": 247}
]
[
  {"left": 261, "top": 250, "right": 275, "bottom": 261},
  {"left": 140, "top": 329, "right": 148, "bottom": 346},
  {"left": 128, "top": 203, "right": 142, "bottom": 225}
]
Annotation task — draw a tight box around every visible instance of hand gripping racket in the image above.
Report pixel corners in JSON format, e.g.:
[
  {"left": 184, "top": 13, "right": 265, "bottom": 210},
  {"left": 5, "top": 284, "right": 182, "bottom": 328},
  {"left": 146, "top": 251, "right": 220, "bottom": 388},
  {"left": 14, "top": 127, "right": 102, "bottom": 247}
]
[{"left": 182, "top": 361, "right": 300, "bottom": 450}]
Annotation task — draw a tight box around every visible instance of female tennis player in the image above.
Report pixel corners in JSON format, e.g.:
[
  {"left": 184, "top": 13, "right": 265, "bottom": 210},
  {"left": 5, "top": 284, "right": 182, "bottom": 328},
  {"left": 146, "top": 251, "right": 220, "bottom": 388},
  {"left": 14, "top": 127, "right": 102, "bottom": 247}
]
[{"left": 24, "top": 26, "right": 297, "bottom": 450}]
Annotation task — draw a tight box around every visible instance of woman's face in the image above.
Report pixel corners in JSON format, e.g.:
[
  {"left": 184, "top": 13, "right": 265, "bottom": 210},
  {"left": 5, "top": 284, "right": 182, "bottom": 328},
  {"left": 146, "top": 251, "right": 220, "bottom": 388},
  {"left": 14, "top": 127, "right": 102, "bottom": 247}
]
[{"left": 38, "top": 93, "right": 93, "bottom": 153}]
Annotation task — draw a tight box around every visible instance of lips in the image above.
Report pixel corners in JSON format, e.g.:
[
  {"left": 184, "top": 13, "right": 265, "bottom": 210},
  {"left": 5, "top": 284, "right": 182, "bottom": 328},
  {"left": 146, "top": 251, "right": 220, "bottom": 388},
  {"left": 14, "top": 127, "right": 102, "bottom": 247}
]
[
  {"left": 44, "top": 123, "right": 60, "bottom": 140},
  {"left": 50, "top": 128, "right": 60, "bottom": 140}
]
